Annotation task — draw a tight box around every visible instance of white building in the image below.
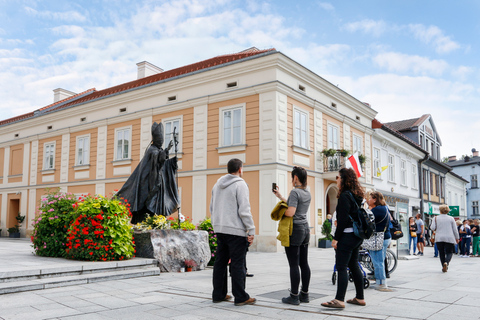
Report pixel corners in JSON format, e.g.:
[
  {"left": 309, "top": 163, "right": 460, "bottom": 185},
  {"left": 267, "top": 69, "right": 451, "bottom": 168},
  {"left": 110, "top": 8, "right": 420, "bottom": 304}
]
[{"left": 445, "top": 171, "right": 468, "bottom": 221}]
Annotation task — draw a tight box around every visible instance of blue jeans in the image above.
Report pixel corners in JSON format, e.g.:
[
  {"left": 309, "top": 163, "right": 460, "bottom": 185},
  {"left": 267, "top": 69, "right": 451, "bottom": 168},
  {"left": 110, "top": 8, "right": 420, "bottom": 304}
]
[
  {"left": 461, "top": 237, "right": 471, "bottom": 256},
  {"left": 409, "top": 233, "right": 417, "bottom": 254},
  {"left": 434, "top": 243, "right": 438, "bottom": 256},
  {"left": 369, "top": 238, "right": 391, "bottom": 285}
]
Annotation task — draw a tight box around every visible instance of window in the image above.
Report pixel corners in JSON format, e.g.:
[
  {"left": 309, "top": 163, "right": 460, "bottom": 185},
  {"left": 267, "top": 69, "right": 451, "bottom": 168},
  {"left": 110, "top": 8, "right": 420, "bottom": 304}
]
[
  {"left": 473, "top": 201, "right": 479, "bottom": 215},
  {"left": 401, "top": 160, "right": 407, "bottom": 186},
  {"left": 294, "top": 108, "right": 308, "bottom": 149},
  {"left": 430, "top": 172, "right": 434, "bottom": 195},
  {"left": 373, "top": 148, "right": 380, "bottom": 177},
  {"left": 436, "top": 175, "right": 440, "bottom": 196},
  {"left": 423, "top": 169, "right": 428, "bottom": 194},
  {"left": 388, "top": 154, "right": 395, "bottom": 182},
  {"left": 76, "top": 136, "right": 90, "bottom": 165},
  {"left": 43, "top": 142, "right": 55, "bottom": 170},
  {"left": 448, "top": 191, "right": 451, "bottom": 204},
  {"left": 220, "top": 105, "right": 244, "bottom": 147},
  {"left": 163, "top": 117, "right": 182, "bottom": 152},
  {"left": 327, "top": 123, "right": 339, "bottom": 149},
  {"left": 420, "top": 134, "right": 424, "bottom": 148},
  {"left": 471, "top": 174, "right": 478, "bottom": 188},
  {"left": 353, "top": 134, "right": 362, "bottom": 155},
  {"left": 411, "top": 164, "right": 417, "bottom": 189},
  {"left": 115, "top": 127, "right": 131, "bottom": 160}
]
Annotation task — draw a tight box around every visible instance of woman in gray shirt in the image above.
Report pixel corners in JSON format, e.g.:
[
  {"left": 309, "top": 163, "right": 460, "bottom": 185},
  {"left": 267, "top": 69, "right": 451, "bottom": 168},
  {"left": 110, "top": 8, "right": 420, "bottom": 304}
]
[
  {"left": 430, "top": 204, "right": 460, "bottom": 272},
  {"left": 273, "top": 166, "right": 311, "bottom": 306}
]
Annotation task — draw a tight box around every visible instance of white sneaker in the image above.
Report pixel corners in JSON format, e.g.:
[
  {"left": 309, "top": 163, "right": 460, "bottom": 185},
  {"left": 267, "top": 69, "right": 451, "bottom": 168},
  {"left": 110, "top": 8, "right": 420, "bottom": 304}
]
[{"left": 465, "top": 255, "right": 470, "bottom": 258}]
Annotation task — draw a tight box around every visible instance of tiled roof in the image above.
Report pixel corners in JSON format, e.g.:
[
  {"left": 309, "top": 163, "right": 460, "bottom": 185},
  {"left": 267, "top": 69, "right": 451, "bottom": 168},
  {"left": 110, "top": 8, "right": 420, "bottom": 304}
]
[
  {"left": 0, "top": 88, "right": 96, "bottom": 127},
  {"left": 0, "top": 48, "right": 276, "bottom": 126},
  {"left": 384, "top": 114, "right": 430, "bottom": 132},
  {"left": 372, "top": 118, "right": 426, "bottom": 153},
  {"left": 448, "top": 156, "right": 480, "bottom": 167},
  {"left": 43, "top": 48, "right": 277, "bottom": 114}
]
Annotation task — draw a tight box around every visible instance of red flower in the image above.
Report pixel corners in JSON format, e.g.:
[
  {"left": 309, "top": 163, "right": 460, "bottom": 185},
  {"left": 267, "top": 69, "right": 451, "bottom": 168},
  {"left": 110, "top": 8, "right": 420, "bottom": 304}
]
[{"left": 89, "top": 252, "right": 93, "bottom": 255}]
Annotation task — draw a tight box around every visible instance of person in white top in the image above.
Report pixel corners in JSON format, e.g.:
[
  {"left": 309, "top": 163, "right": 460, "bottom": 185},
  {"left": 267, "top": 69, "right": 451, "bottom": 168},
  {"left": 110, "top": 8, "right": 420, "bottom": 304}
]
[
  {"left": 430, "top": 205, "right": 460, "bottom": 272},
  {"left": 459, "top": 220, "right": 472, "bottom": 257}
]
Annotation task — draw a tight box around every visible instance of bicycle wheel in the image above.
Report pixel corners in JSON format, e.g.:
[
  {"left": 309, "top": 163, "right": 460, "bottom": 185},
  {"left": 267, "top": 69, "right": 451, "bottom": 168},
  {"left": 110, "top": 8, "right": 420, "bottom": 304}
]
[
  {"left": 332, "top": 272, "right": 336, "bottom": 285},
  {"left": 359, "top": 251, "right": 374, "bottom": 272},
  {"left": 386, "top": 249, "right": 398, "bottom": 274}
]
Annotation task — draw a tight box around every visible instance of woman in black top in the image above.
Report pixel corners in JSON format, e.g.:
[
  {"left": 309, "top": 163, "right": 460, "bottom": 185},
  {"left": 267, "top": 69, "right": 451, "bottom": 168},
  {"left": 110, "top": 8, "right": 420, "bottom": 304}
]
[
  {"left": 321, "top": 168, "right": 365, "bottom": 308},
  {"left": 408, "top": 217, "right": 418, "bottom": 255}
]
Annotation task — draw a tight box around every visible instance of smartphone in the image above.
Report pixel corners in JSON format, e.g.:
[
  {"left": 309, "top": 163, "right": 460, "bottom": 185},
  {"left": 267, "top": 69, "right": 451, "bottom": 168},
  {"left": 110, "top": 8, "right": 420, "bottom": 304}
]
[{"left": 272, "top": 183, "right": 277, "bottom": 191}]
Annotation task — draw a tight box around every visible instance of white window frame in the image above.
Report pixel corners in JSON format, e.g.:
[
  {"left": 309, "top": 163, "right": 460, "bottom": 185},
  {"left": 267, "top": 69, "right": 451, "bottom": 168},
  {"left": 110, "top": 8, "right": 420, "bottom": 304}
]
[
  {"left": 411, "top": 164, "right": 417, "bottom": 189},
  {"left": 373, "top": 148, "right": 381, "bottom": 178},
  {"left": 353, "top": 134, "right": 362, "bottom": 155},
  {"left": 43, "top": 142, "right": 56, "bottom": 170},
  {"left": 327, "top": 123, "right": 339, "bottom": 149},
  {"left": 473, "top": 201, "right": 479, "bottom": 215},
  {"left": 401, "top": 159, "right": 407, "bottom": 186},
  {"left": 75, "top": 134, "right": 90, "bottom": 166},
  {"left": 471, "top": 174, "right": 478, "bottom": 189},
  {"left": 293, "top": 106, "right": 309, "bottom": 149},
  {"left": 219, "top": 104, "right": 246, "bottom": 148},
  {"left": 114, "top": 126, "right": 132, "bottom": 161},
  {"left": 162, "top": 116, "right": 183, "bottom": 154},
  {"left": 388, "top": 154, "right": 395, "bottom": 183}
]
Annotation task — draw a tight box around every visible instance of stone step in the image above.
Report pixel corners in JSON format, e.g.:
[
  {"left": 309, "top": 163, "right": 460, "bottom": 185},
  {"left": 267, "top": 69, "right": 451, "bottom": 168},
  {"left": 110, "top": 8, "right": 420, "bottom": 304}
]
[
  {"left": 0, "top": 258, "right": 158, "bottom": 283},
  {"left": 0, "top": 266, "right": 160, "bottom": 295}
]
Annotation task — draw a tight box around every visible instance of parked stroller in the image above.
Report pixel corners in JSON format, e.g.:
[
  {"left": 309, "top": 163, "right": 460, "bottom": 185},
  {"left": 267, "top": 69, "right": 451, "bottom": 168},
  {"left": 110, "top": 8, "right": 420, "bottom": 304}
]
[{"left": 331, "top": 260, "right": 370, "bottom": 289}]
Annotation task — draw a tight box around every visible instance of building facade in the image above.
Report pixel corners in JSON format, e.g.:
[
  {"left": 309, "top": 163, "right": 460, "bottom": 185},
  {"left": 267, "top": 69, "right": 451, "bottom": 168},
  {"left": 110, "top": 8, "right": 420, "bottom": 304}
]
[
  {"left": 447, "top": 149, "right": 480, "bottom": 219},
  {"left": 444, "top": 171, "right": 468, "bottom": 220},
  {"left": 0, "top": 48, "right": 377, "bottom": 251}
]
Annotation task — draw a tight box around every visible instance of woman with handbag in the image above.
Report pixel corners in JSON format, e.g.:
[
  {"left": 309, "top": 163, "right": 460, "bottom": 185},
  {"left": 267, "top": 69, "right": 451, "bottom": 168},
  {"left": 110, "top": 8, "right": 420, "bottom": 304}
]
[
  {"left": 321, "top": 168, "right": 366, "bottom": 309},
  {"left": 364, "top": 191, "right": 392, "bottom": 292},
  {"left": 408, "top": 217, "right": 418, "bottom": 255},
  {"left": 430, "top": 205, "right": 459, "bottom": 272}
]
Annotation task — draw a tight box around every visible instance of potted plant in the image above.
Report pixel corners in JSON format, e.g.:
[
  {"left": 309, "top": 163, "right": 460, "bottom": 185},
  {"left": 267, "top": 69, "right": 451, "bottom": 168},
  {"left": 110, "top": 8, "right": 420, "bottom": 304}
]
[
  {"left": 358, "top": 154, "right": 366, "bottom": 164},
  {"left": 318, "top": 219, "right": 333, "bottom": 248},
  {"left": 15, "top": 212, "right": 25, "bottom": 224},
  {"left": 184, "top": 259, "right": 197, "bottom": 272},
  {"left": 8, "top": 225, "right": 20, "bottom": 238},
  {"left": 339, "top": 149, "right": 350, "bottom": 157},
  {"left": 321, "top": 148, "right": 337, "bottom": 157}
]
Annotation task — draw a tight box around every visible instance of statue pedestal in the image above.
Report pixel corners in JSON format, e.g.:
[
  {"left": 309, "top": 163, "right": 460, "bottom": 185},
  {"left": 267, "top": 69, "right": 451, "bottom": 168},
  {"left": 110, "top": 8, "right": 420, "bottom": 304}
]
[{"left": 134, "top": 230, "right": 211, "bottom": 272}]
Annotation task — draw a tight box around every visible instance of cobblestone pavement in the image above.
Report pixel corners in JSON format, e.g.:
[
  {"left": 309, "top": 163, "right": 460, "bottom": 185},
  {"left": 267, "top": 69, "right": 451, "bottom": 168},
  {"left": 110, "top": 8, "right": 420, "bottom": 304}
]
[{"left": 1, "top": 238, "right": 479, "bottom": 320}]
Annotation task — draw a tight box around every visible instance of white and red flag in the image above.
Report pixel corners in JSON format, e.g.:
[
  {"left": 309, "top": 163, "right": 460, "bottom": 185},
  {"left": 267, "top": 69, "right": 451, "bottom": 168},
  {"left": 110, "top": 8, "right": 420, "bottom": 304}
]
[{"left": 346, "top": 152, "right": 363, "bottom": 178}]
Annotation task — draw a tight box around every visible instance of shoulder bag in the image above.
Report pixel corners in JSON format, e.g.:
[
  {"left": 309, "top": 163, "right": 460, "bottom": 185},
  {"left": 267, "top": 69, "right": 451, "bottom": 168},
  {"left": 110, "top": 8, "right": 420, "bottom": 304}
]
[{"left": 362, "top": 207, "right": 389, "bottom": 251}]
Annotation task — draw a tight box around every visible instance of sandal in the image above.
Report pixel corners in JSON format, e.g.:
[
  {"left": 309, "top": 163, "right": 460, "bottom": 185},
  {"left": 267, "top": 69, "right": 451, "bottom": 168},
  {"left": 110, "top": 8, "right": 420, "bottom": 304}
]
[
  {"left": 346, "top": 297, "right": 366, "bottom": 306},
  {"left": 321, "top": 299, "right": 345, "bottom": 309}
]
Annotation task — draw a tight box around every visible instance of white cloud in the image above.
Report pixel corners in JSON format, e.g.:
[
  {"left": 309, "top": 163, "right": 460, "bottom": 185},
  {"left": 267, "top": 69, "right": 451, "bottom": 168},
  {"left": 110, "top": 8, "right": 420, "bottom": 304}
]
[
  {"left": 24, "top": 6, "right": 87, "bottom": 22},
  {"left": 409, "top": 24, "right": 460, "bottom": 54},
  {"left": 343, "top": 19, "right": 387, "bottom": 37},
  {"left": 373, "top": 52, "right": 448, "bottom": 76},
  {"left": 318, "top": 2, "right": 334, "bottom": 11}
]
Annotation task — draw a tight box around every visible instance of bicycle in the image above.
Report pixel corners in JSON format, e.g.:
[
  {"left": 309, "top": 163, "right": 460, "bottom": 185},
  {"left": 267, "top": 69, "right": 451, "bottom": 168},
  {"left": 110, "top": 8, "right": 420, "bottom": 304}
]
[{"left": 359, "top": 248, "right": 398, "bottom": 275}]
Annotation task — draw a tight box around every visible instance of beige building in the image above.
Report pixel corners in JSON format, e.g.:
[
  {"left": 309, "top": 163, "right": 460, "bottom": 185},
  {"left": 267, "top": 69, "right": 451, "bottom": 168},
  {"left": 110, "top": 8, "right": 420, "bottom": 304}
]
[{"left": 0, "top": 48, "right": 377, "bottom": 251}]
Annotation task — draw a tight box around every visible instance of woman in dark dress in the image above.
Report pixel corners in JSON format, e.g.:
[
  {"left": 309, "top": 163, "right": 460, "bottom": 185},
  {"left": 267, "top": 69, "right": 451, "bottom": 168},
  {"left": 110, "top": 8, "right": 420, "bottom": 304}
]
[{"left": 321, "top": 168, "right": 366, "bottom": 309}]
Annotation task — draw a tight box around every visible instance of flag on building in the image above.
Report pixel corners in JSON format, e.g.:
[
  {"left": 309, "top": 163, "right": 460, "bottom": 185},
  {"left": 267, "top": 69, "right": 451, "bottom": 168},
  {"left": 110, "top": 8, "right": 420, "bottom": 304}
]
[
  {"left": 376, "top": 165, "right": 388, "bottom": 177},
  {"left": 346, "top": 152, "right": 363, "bottom": 178}
]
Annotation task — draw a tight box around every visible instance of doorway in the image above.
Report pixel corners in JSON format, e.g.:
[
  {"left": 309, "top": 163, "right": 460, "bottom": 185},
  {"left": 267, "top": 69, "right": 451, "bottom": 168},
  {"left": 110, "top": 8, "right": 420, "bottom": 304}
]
[{"left": 8, "top": 198, "right": 20, "bottom": 229}]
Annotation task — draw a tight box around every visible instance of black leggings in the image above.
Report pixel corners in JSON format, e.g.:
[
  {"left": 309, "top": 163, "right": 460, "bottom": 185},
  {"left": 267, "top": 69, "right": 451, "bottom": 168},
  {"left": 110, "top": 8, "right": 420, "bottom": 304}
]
[
  {"left": 284, "top": 244, "right": 311, "bottom": 294},
  {"left": 335, "top": 233, "right": 364, "bottom": 301},
  {"left": 436, "top": 242, "right": 454, "bottom": 266}
]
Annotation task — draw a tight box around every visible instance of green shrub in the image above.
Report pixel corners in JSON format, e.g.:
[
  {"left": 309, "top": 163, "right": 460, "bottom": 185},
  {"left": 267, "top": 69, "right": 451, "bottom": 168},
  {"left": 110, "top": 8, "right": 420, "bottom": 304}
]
[
  {"left": 167, "top": 215, "right": 196, "bottom": 230},
  {"left": 197, "top": 218, "right": 217, "bottom": 266},
  {"left": 65, "top": 195, "right": 135, "bottom": 261},
  {"left": 31, "top": 190, "right": 77, "bottom": 257}
]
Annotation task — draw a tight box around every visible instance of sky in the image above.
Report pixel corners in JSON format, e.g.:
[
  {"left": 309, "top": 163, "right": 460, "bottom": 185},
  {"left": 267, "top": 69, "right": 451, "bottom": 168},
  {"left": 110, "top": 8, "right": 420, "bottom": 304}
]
[{"left": 0, "top": 0, "right": 479, "bottom": 158}]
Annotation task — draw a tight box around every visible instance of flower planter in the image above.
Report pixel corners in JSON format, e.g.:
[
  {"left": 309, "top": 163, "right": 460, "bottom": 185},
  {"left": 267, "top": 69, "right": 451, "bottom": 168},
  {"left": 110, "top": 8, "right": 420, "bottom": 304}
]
[
  {"left": 186, "top": 267, "right": 193, "bottom": 272},
  {"left": 318, "top": 239, "right": 332, "bottom": 248},
  {"left": 9, "top": 232, "right": 20, "bottom": 238},
  {"left": 134, "top": 229, "right": 210, "bottom": 272}
]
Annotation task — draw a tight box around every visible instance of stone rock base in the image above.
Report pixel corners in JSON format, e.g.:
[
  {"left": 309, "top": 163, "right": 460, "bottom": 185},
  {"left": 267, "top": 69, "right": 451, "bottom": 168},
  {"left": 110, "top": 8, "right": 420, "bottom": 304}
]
[{"left": 134, "top": 230, "right": 211, "bottom": 272}]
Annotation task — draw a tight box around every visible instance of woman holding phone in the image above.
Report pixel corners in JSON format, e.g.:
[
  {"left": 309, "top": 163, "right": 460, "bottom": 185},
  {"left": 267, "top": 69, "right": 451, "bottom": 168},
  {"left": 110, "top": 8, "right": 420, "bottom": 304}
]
[{"left": 273, "top": 166, "right": 311, "bottom": 305}]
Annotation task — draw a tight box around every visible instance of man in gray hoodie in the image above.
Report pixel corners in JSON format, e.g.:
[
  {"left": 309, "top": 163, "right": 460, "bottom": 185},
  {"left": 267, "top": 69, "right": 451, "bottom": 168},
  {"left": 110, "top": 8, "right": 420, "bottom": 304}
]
[{"left": 210, "top": 158, "right": 256, "bottom": 306}]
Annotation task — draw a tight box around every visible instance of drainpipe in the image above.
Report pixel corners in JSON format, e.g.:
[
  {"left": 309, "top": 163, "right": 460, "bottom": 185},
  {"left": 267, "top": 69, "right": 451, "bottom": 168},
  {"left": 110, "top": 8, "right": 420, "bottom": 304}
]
[{"left": 418, "top": 154, "right": 429, "bottom": 220}]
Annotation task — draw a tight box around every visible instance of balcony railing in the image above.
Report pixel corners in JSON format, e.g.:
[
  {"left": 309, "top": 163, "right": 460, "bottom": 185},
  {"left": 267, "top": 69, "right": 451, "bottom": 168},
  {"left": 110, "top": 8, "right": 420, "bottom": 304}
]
[{"left": 323, "top": 151, "right": 347, "bottom": 173}]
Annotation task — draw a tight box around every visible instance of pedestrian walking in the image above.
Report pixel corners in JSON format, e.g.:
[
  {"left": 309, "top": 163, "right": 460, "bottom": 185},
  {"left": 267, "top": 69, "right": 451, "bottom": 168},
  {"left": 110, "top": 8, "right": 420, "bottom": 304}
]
[
  {"left": 415, "top": 214, "right": 425, "bottom": 256},
  {"left": 472, "top": 219, "right": 480, "bottom": 257},
  {"left": 321, "top": 168, "right": 366, "bottom": 309},
  {"left": 272, "top": 166, "right": 311, "bottom": 305},
  {"left": 430, "top": 204, "right": 460, "bottom": 272},
  {"left": 459, "top": 220, "right": 472, "bottom": 257},
  {"left": 408, "top": 217, "right": 418, "bottom": 255},
  {"left": 366, "top": 191, "right": 392, "bottom": 292},
  {"left": 210, "top": 158, "right": 256, "bottom": 306}
]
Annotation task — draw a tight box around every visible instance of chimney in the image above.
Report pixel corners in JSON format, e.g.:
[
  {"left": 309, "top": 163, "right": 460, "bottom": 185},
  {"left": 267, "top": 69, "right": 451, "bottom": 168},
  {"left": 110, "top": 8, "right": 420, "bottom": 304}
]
[
  {"left": 136, "top": 61, "right": 163, "bottom": 79},
  {"left": 472, "top": 148, "right": 479, "bottom": 157},
  {"left": 53, "top": 88, "right": 76, "bottom": 103},
  {"left": 448, "top": 155, "right": 457, "bottom": 162}
]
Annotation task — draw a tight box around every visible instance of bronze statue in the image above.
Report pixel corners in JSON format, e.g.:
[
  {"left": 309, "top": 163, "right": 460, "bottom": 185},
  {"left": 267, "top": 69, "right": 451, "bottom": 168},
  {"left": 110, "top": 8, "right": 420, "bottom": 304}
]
[{"left": 117, "top": 122, "right": 179, "bottom": 223}]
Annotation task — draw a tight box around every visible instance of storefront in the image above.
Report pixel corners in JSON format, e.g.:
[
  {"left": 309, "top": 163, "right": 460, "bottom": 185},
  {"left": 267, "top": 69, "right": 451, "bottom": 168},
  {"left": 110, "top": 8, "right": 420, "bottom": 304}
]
[{"left": 383, "top": 193, "right": 410, "bottom": 256}]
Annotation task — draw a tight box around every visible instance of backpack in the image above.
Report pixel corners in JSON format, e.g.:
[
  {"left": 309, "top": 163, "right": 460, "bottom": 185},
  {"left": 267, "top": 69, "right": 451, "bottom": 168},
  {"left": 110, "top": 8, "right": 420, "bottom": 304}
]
[
  {"left": 390, "top": 218, "right": 404, "bottom": 240},
  {"left": 347, "top": 192, "right": 375, "bottom": 239}
]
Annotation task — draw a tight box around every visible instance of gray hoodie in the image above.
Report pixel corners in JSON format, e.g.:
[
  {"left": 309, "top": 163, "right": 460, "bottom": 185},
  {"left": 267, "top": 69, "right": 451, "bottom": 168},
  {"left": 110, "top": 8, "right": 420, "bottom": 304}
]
[{"left": 210, "top": 174, "right": 255, "bottom": 237}]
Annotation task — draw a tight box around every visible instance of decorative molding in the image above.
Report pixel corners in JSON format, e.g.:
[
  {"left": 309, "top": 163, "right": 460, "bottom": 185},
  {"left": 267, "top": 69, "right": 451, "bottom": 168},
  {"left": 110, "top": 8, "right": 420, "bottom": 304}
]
[
  {"left": 30, "top": 141, "right": 38, "bottom": 186},
  {"left": 219, "top": 153, "right": 245, "bottom": 166},
  {"left": 293, "top": 154, "right": 310, "bottom": 168},
  {"left": 193, "top": 104, "right": 208, "bottom": 170},
  {"left": 191, "top": 175, "right": 207, "bottom": 223},
  {"left": 60, "top": 133, "right": 70, "bottom": 183},
  {"left": 314, "top": 109, "right": 323, "bottom": 172},
  {"left": 75, "top": 171, "right": 90, "bottom": 180},
  {"left": 277, "top": 92, "right": 288, "bottom": 164},
  {"left": 42, "top": 175, "right": 55, "bottom": 183},
  {"left": 259, "top": 91, "right": 277, "bottom": 164},
  {"left": 96, "top": 126, "right": 107, "bottom": 180},
  {"left": 113, "top": 166, "right": 131, "bottom": 176},
  {"left": 216, "top": 144, "right": 247, "bottom": 153}
]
